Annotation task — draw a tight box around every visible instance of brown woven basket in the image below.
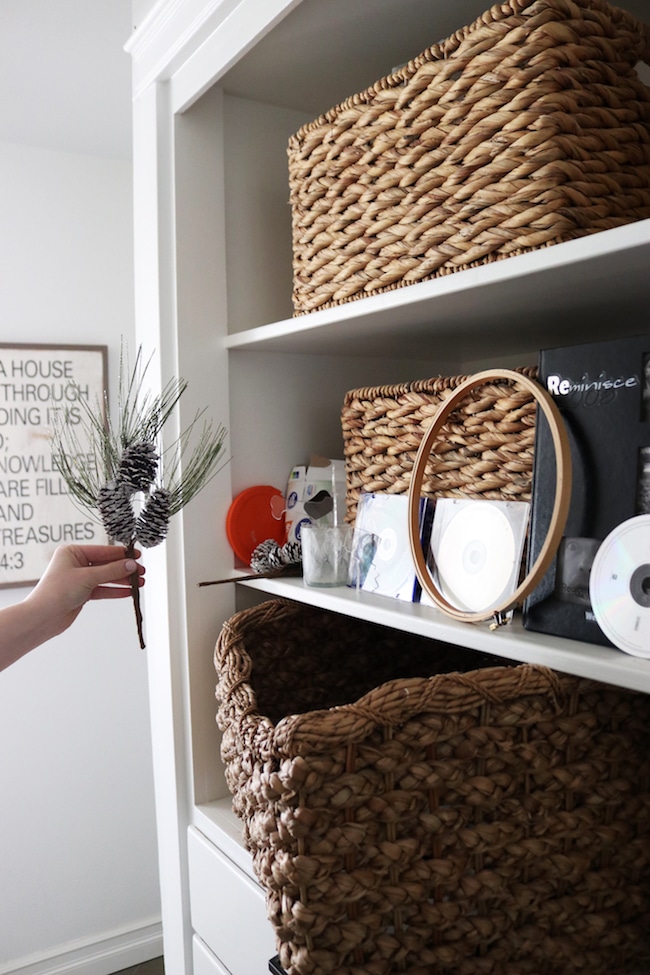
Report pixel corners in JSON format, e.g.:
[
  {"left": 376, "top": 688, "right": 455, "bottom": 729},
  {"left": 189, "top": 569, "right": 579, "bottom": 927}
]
[
  {"left": 288, "top": 0, "right": 650, "bottom": 315},
  {"left": 215, "top": 599, "right": 650, "bottom": 975},
  {"left": 341, "top": 368, "right": 538, "bottom": 523}
]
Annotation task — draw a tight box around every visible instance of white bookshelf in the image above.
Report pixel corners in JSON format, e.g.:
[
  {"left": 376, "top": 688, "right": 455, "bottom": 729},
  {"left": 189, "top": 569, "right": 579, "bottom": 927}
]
[{"left": 129, "top": 1, "right": 650, "bottom": 970}]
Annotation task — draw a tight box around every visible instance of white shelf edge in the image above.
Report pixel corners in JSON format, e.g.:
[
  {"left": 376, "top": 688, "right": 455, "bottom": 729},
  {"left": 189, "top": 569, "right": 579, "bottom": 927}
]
[
  {"left": 224, "top": 219, "right": 650, "bottom": 352},
  {"left": 238, "top": 576, "right": 650, "bottom": 694}
]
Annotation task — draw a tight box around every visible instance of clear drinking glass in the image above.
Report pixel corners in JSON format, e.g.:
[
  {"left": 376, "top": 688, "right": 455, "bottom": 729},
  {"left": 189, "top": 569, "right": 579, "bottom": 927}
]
[{"left": 301, "top": 523, "right": 354, "bottom": 587}]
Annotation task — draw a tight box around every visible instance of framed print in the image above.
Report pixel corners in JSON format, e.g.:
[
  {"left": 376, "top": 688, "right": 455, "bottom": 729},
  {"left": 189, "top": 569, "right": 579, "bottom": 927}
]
[{"left": 0, "top": 343, "right": 108, "bottom": 588}]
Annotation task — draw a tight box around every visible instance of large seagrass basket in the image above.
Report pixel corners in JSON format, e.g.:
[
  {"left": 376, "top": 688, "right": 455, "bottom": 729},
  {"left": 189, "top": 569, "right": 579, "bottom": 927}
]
[
  {"left": 215, "top": 599, "right": 650, "bottom": 975},
  {"left": 341, "top": 368, "right": 537, "bottom": 522},
  {"left": 288, "top": 0, "right": 650, "bottom": 315}
]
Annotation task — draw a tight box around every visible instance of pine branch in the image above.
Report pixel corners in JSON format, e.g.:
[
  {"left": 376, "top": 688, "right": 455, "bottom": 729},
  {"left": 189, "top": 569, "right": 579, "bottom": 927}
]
[{"left": 49, "top": 341, "right": 228, "bottom": 650}]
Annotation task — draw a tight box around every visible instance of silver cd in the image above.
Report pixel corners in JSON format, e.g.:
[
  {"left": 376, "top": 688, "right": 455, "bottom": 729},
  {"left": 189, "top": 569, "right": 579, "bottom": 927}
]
[
  {"left": 436, "top": 503, "right": 516, "bottom": 612},
  {"left": 377, "top": 525, "right": 398, "bottom": 561},
  {"left": 589, "top": 514, "right": 650, "bottom": 658}
]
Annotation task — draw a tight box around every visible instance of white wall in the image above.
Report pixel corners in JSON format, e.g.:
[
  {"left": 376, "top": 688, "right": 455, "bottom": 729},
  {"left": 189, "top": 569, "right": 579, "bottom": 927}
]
[
  {"left": 0, "top": 142, "right": 161, "bottom": 973},
  {"left": 132, "top": 0, "right": 158, "bottom": 29}
]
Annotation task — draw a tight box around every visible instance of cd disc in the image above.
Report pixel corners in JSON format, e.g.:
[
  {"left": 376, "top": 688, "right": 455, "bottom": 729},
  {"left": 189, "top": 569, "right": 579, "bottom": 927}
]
[
  {"left": 377, "top": 525, "right": 398, "bottom": 561},
  {"left": 589, "top": 515, "right": 650, "bottom": 657},
  {"left": 436, "top": 503, "right": 516, "bottom": 612}
]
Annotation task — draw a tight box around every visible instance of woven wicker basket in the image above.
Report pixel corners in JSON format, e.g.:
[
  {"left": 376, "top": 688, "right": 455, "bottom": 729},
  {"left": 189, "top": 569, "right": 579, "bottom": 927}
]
[
  {"left": 288, "top": 0, "right": 650, "bottom": 315},
  {"left": 341, "top": 368, "right": 537, "bottom": 523},
  {"left": 215, "top": 599, "right": 650, "bottom": 975}
]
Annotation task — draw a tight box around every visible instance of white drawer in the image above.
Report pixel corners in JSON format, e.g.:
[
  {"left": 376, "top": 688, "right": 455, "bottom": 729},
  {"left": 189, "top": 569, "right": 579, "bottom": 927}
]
[
  {"left": 193, "top": 934, "right": 230, "bottom": 975},
  {"left": 188, "top": 826, "right": 276, "bottom": 974}
]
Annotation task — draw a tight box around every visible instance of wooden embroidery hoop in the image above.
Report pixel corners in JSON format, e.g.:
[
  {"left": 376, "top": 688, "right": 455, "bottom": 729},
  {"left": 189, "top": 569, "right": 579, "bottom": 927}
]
[{"left": 407, "top": 368, "right": 572, "bottom": 624}]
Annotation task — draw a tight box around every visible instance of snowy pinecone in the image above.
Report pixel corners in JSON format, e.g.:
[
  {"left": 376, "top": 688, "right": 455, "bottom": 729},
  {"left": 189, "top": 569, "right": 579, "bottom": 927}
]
[
  {"left": 97, "top": 482, "right": 136, "bottom": 546},
  {"left": 118, "top": 441, "right": 159, "bottom": 493},
  {"left": 250, "top": 538, "right": 301, "bottom": 573},
  {"left": 136, "top": 488, "right": 172, "bottom": 548}
]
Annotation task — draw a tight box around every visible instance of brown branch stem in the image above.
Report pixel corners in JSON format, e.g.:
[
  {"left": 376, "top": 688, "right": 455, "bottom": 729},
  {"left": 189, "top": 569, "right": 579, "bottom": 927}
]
[{"left": 126, "top": 541, "right": 146, "bottom": 649}]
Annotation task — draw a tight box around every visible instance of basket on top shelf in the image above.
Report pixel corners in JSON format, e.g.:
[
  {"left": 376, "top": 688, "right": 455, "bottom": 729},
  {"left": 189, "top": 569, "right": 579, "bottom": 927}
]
[
  {"left": 215, "top": 598, "right": 650, "bottom": 975},
  {"left": 288, "top": 0, "right": 650, "bottom": 315},
  {"left": 341, "top": 367, "right": 538, "bottom": 523}
]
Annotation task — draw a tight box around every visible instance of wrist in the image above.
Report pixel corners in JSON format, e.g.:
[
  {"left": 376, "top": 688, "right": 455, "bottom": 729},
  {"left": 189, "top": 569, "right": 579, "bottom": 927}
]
[{"left": 0, "top": 599, "right": 49, "bottom": 671}]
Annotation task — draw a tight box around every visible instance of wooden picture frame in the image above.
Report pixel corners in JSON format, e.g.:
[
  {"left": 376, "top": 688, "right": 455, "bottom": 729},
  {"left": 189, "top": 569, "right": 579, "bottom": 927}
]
[{"left": 0, "top": 343, "right": 108, "bottom": 588}]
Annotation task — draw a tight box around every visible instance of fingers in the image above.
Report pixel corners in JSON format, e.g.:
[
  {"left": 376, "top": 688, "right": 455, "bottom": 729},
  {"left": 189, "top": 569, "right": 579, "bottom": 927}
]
[
  {"left": 68, "top": 544, "right": 143, "bottom": 566},
  {"left": 88, "top": 557, "right": 145, "bottom": 589},
  {"left": 90, "top": 582, "right": 144, "bottom": 600}
]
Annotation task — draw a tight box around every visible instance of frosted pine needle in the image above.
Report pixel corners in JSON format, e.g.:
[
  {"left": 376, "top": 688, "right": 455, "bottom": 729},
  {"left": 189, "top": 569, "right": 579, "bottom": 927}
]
[{"left": 51, "top": 345, "right": 227, "bottom": 648}]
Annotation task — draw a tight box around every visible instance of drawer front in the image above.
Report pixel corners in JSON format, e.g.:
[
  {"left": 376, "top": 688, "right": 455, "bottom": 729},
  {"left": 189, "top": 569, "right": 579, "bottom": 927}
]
[
  {"left": 188, "top": 826, "right": 276, "bottom": 974},
  {"left": 193, "top": 934, "right": 230, "bottom": 975}
]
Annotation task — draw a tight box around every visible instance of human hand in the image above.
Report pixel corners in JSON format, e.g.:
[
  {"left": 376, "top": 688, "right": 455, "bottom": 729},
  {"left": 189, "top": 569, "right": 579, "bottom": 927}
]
[
  {"left": 28, "top": 544, "right": 146, "bottom": 634},
  {"left": 1, "top": 545, "right": 146, "bottom": 671}
]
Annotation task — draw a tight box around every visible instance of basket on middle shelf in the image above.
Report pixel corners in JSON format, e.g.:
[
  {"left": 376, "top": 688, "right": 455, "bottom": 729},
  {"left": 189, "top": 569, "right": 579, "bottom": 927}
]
[{"left": 341, "top": 367, "right": 538, "bottom": 522}]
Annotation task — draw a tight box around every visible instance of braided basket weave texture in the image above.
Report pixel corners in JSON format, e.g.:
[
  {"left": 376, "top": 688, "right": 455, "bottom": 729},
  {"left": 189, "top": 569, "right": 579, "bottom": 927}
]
[
  {"left": 341, "top": 368, "right": 537, "bottom": 522},
  {"left": 215, "top": 599, "right": 650, "bottom": 975},
  {"left": 288, "top": 0, "right": 650, "bottom": 315}
]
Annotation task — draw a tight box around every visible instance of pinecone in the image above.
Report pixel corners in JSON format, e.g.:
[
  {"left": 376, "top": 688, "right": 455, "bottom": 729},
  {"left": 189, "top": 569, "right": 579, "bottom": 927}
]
[
  {"left": 136, "top": 488, "right": 172, "bottom": 548},
  {"left": 97, "top": 482, "right": 136, "bottom": 545},
  {"left": 250, "top": 539, "right": 301, "bottom": 573},
  {"left": 118, "top": 441, "right": 159, "bottom": 493}
]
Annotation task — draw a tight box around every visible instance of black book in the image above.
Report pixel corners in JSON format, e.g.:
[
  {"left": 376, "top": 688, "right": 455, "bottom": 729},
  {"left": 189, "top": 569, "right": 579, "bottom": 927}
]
[{"left": 523, "top": 333, "right": 650, "bottom": 646}]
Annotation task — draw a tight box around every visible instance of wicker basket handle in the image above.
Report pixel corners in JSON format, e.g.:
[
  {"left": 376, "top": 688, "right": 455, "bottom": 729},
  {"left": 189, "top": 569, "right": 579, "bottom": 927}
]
[{"left": 407, "top": 368, "right": 572, "bottom": 625}]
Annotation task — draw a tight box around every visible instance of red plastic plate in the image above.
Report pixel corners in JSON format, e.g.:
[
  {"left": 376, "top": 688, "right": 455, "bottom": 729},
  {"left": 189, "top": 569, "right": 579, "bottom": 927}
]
[{"left": 226, "top": 485, "right": 285, "bottom": 565}]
